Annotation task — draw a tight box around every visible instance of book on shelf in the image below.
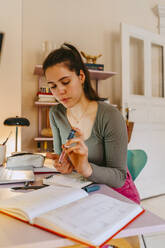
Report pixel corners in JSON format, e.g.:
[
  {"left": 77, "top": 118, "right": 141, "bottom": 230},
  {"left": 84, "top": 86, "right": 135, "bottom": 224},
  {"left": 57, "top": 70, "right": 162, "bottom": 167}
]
[
  {"left": 85, "top": 63, "right": 104, "bottom": 71},
  {"left": 37, "top": 93, "right": 53, "bottom": 97},
  {"left": 37, "top": 92, "right": 56, "bottom": 102},
  {"left": 38, "top": 98, "right": 56, "bottom": 102},
  {"left": 38, "top": 87, "right": 51, "bottom": 94},
  {"left": 0, "top": 185, "right": 145, "bottom": 247}
]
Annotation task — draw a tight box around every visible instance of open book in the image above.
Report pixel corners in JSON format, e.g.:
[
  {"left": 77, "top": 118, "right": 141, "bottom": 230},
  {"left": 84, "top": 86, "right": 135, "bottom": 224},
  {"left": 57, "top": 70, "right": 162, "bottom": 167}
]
[
  {"left": 43, "top": 171, "right": 92, "bottom": 188},
  {"left": 0, "top": 185, "right": 144, "bottom": 247}
]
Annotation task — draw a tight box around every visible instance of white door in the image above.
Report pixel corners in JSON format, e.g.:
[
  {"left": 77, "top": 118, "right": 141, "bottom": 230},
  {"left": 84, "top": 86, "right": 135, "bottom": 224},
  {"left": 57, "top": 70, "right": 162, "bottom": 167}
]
[
  {"left": 121, "top": 23, "right": 165, "bottom": 199},
  {"left": 121, "top": 23, "right": 165, "bottom": 123}
]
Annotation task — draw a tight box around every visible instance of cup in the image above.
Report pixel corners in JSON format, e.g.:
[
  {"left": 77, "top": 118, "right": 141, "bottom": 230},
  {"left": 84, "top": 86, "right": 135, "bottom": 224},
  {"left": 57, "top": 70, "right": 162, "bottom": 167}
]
[{"left": 0, "top": 145, "right": 6, "bottom": 165}]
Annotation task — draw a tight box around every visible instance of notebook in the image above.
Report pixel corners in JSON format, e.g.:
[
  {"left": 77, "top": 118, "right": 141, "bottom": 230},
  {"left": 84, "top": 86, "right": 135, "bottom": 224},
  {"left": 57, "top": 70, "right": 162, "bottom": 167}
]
[{"left": 0, "top": 167, "right": 35, "bottom": 184}]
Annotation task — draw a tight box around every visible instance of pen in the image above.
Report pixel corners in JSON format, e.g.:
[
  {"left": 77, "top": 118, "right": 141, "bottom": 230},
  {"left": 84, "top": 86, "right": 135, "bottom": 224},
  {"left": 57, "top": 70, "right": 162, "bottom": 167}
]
[{"left": 58, "top": 129, "right": 76, "bottom": 164}]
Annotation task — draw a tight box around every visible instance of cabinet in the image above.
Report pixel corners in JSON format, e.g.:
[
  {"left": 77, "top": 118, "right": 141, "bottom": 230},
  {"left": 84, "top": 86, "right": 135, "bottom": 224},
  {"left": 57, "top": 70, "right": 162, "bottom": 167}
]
[{"left": 33, "top": 65, "right": 116, "bottom": 151}]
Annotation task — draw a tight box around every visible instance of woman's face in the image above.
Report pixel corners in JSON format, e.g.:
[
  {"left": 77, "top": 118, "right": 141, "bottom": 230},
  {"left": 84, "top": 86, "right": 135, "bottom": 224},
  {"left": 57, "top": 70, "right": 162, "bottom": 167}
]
[{"left": 45, "top": 63, "right": 85, "bottom": 108}]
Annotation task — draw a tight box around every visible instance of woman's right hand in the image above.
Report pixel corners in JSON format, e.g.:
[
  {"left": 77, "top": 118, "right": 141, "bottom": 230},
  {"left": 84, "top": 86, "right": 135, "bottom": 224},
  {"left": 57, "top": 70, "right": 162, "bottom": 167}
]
[{"left": 46, "top": 152, "right": 73, "bottom": 174}]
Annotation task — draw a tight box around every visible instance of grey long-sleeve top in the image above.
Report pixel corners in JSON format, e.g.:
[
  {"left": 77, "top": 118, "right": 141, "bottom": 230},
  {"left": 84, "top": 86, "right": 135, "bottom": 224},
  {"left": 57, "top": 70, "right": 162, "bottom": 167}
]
[{"left": 49, "top": 101, "right": 128, "bottom": 188}]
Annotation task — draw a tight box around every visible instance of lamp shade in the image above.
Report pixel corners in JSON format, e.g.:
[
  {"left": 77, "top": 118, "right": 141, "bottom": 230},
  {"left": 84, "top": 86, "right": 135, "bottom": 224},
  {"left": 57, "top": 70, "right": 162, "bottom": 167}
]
[{"left": 4, "top": 116, "right": 30, "bottom": 126}]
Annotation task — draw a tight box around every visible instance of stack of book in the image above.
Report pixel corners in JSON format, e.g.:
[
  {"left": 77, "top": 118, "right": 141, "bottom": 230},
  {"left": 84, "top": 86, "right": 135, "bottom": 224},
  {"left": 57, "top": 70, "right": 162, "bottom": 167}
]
[
  {"left": 85, "top": 63, "right": 104, "bottom": 71},
  {"left": 37, "top": 92, "right": 56, "bottom": 102}
]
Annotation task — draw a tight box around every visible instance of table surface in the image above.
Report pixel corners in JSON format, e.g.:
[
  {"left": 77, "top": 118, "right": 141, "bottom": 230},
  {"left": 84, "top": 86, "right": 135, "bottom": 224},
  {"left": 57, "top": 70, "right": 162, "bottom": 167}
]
[{"left": 0, "top": 173, "right": 165, "bottom": 248}]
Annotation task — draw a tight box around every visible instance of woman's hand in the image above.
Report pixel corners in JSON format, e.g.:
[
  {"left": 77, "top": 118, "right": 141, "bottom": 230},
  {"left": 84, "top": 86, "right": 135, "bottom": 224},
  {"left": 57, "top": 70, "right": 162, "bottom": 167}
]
[
  {"left": 46, "top": 152, "right": 73, "bottom": 174},
  {"left": 46, "top": 152, "right": 59, "bottom": 160},
  {"left": 54, "top": 155, "right": 74, "bottom": 174},
  {"left": 64, "top": 127, "right": 93, "bottom": 178}
]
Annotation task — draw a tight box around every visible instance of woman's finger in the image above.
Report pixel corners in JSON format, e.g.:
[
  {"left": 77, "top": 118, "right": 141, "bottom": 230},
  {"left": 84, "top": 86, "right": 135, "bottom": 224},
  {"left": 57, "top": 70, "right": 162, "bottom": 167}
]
[
  {"left": 65, "top": 136, "right": 84, "bottom": 147},
  {"left": 66, "top": 143, "right": 88, "bottom": 155},
  {"left": 46, "top": 152, "right": 59, "bottom": 160},
  {"left": 55, "top": 163, "right": 73, "bottom": 174}
]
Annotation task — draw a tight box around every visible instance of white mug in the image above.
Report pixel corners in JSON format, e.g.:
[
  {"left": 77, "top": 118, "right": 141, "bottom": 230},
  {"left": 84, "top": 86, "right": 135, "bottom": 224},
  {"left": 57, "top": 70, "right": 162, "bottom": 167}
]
[{"left": 0, "top": 145, "right": 6, "bottom": 165}]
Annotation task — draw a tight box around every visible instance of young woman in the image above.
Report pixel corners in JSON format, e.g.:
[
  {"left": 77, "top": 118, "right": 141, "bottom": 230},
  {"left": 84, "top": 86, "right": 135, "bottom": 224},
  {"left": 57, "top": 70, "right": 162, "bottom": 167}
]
[{"left": 43, "top": 43, "right": 140, "bottom": 204}]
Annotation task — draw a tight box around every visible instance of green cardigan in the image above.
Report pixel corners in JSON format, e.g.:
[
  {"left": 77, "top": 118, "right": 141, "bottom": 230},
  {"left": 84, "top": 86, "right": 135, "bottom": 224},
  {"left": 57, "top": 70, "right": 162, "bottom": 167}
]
[{"left": 49, "top": 101, "right": 128, "bottom": 188}]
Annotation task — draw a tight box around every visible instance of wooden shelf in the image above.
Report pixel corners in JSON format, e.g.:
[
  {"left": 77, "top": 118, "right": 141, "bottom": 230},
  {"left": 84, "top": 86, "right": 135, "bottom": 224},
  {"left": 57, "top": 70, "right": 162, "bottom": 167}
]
[
  {"left": 34, "top": 137, "right": 53, "bottom": 141},
  {"left": 89, "top": 70, "right": 117, "bottom": 80},
  {"left": 34, "top": 65, "right": 117, "bottom": 80},
  {"left": 34, "top": 101, "right": 58, "bottom": 106}
]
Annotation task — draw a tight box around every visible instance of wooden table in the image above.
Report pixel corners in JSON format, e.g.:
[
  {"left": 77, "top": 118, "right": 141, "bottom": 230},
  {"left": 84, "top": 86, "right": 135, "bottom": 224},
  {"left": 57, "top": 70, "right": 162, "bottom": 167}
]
[{"left": 0, "top": 174, "right": 165, "bottom": 248}]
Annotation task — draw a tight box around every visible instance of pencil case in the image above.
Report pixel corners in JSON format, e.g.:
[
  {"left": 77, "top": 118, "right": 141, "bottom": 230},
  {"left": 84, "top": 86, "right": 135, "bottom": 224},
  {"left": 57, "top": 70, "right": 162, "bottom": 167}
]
[{"left": 6, "top": 153, "right": 45, "bottom": 169}]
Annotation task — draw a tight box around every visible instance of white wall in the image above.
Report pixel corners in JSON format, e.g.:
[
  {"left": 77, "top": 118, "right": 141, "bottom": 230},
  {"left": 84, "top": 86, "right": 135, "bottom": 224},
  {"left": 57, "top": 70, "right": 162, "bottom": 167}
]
[
  {"left": 0, "top": 0, "right": 22, "bottom": 155},
  {"left": 22, "top": 0, "right": 162, "bottom": 151}
]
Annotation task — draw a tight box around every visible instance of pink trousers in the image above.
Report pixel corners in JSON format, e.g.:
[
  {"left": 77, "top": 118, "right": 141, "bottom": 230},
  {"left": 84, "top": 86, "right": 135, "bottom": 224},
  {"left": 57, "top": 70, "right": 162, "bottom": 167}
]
[{"left": 112, "top": 168, "right": 140, "bottom": 204}]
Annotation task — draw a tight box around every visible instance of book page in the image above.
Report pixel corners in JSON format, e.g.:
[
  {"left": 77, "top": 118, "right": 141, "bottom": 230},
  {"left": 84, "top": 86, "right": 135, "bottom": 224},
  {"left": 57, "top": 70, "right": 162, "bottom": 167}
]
[
  {"left": 43, "top": 171, "right": 92, "bottom": 188},
  {"left": 37, "top": 193, "right": 143, "bottom": 246},
  {"left": 0, "top": 186, "right": 88, "bottom": 223}
]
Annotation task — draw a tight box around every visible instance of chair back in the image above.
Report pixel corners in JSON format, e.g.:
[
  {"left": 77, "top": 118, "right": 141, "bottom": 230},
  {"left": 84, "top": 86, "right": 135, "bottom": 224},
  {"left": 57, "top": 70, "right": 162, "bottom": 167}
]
[{"left": 127, "top": 149, "right": 147, "bottom": 181}]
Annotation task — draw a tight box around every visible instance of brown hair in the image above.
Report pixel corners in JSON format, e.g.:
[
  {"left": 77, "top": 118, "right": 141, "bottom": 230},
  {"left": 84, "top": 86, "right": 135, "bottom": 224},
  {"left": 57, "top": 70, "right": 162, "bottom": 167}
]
[{"left": 43, "top": 43, "right": 105, "bottom": 101}]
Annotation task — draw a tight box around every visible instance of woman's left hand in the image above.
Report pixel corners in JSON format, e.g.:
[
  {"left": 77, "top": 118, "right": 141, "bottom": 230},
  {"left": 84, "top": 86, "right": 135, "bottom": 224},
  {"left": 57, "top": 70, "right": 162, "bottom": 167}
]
[
  {"left": 64, "top": 127, "right": 92, "bottom": 178},
  {"left": 46, "top": 152, "right": 73, "bottom": 174},
  {"left": 54, "top": 155, "right": 74, "bottom": 174}
]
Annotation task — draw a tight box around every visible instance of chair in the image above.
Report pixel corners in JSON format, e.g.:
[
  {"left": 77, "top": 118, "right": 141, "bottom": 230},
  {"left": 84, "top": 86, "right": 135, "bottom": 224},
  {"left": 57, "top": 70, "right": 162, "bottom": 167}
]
[
  {"left": 127, "top": 149, "right": 148, "bottom": 248},
  {"left": 127, "top": 149, "right": 147, "bottom": 181}
]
